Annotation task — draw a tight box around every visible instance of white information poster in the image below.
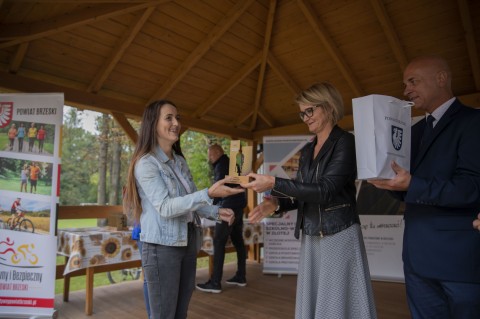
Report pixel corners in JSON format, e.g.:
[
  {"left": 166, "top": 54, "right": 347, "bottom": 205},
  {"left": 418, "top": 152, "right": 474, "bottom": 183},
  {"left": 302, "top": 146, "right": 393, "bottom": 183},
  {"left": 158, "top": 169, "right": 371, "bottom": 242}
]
[
  {"left": 0, "top": 230, "right": 57, "bottom": 317},
  {"left": 262, "top": 135, "right": 312, "bottom": 275},
  {"left": 356, "top": 180, "right": 405, "bottom": 282},
  {"left": 0, "top": 93, "right": 63, "bottom": 317}
]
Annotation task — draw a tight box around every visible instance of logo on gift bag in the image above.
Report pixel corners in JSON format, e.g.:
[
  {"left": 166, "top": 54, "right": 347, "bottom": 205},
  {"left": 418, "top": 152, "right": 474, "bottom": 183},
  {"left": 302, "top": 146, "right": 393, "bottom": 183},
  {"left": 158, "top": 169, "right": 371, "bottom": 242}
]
[{"left": 391, "top": 126, "right": 403, "bottom": 150}]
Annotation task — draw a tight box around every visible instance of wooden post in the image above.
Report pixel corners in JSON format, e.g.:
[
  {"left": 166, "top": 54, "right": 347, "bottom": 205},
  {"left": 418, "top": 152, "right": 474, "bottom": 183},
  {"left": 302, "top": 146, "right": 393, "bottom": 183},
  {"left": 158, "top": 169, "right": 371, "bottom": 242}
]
[{"left": 85, "top": 267, "right": 95, "bottom": 315}]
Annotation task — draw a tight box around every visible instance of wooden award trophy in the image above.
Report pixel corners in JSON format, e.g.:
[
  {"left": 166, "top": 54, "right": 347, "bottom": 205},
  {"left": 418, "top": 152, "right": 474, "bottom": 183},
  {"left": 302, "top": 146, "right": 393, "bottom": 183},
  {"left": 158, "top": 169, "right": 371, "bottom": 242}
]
[{"left": 226, "top": 140, "right": 252, "bottom": 184}]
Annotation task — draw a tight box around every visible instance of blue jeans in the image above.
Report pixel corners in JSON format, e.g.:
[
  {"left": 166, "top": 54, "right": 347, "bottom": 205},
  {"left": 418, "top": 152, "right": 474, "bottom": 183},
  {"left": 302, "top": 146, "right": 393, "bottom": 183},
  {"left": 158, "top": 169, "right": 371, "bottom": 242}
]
[
  {"left": 137, "top": 240, "right": 150, "bottom": 318},
  {"left": 142, "top": 224, "right": 197, "bottom": 319},
  {"left": 211, "top": 207, "right": 246, "bottom": 284}
]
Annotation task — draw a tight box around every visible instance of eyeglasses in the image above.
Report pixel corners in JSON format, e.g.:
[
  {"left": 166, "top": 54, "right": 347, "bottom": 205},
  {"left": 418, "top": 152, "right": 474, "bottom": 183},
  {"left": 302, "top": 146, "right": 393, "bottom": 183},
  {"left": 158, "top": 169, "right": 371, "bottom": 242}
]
[{"left": 299, "top": 104, "right": 322, "bottom": 120}]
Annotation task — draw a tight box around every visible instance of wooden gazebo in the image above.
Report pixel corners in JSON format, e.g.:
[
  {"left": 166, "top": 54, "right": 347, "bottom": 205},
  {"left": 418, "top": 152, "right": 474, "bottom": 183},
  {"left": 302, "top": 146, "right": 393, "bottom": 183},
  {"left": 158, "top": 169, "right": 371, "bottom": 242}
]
[{"left": 0, "top": 0, "right": 479, "bottom": 144}]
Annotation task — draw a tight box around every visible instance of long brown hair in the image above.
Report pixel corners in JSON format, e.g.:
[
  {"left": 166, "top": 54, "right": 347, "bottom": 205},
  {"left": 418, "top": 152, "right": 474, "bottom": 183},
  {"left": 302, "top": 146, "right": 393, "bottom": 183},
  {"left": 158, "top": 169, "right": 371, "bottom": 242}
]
[{"left": 123, "top": 99, "right": 183, "bottom": 222}]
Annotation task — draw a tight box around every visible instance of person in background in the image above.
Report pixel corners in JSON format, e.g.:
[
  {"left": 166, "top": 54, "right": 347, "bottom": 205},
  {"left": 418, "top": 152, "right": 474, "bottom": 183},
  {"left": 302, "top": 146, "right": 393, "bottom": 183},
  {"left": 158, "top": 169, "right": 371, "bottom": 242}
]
[
  {"left": 8, "top": 123, "right": 17, "bottom": 151},
  {"left": 29, "top": 162, "right": 41, "bottom": 194},
  {"left": 37, "top": 125, "right": 46, "bottom": 153},
  {"left": 27, "top": 122, "right": 37, "bottom": 152},
  {"left": 369, "top": 55, "right": 480, "bottom": 318},
  {"left": 17, "top": 123, "right": 25, "bottom": 152},
  {"left": 122, "top": 99, "right": 243, "bottom": 319},
  {"left": 131, "top": 222, "right": 150, "bottom": 319},
  {"left": 20, "top": 164, "right": 29, "bottom": 192},
  {"left": 196, "top": 144, "right": 247, "bottom": 293},
  {"left": 241, "top": 82, "right": 377, "bottom": 319}
]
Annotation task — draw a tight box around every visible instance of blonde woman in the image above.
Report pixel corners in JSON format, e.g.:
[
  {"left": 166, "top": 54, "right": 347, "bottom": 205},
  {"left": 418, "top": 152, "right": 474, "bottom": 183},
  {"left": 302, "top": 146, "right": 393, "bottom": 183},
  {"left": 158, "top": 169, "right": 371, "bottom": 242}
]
[{"left": 242, "top": 83, "right": 376, "bottom": 319}]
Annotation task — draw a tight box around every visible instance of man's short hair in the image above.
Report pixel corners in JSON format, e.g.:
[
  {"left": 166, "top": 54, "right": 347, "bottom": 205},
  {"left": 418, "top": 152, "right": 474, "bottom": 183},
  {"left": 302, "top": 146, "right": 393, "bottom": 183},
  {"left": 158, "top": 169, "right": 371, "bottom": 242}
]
[{"left": 209, "top": 144, "right": 224, "bottom": 155}]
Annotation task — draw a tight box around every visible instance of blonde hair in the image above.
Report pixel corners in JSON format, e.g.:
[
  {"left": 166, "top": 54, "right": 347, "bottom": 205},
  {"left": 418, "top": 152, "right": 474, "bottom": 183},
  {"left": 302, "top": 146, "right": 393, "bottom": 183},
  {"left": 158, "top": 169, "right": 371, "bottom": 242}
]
[{"left": 295, "top": 82, "right": 344, "bottom": 126}]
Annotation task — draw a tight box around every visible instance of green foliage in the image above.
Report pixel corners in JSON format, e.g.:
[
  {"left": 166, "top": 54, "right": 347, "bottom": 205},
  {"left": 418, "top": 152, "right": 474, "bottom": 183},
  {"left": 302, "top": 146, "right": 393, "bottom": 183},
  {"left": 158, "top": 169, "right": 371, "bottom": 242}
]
[
  {"left": 181, "top": 131, "right": 211, "bottom": 189},
  {"left": 60, "top": 108, "right": 99, "bottom": 205},
  {"left": 180, "top": 131, "right": 231, "bottom": 189},
  {"left": 60, "top": 106, "right": 232, "bottom": 205}
]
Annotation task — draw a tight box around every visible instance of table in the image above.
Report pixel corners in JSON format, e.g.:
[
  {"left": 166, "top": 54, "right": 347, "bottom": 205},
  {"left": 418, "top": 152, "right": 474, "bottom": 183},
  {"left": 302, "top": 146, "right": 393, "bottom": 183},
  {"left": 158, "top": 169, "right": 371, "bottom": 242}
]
[
  {"left": 57, "top": 227, "right": 142, "bottom": 315},
  {"left": 56, "top": 223, "right": 263, "bottom": 315},
  {"left": 57, "top": 227, "right": 140, "bottom": 276}
]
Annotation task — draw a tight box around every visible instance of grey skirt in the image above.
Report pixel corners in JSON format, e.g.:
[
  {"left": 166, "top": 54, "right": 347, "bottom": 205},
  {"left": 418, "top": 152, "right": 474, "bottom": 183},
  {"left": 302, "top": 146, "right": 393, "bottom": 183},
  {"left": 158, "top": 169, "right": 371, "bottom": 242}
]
[{"left": 295, "top": 224, "right": 377, "bottom": 319}]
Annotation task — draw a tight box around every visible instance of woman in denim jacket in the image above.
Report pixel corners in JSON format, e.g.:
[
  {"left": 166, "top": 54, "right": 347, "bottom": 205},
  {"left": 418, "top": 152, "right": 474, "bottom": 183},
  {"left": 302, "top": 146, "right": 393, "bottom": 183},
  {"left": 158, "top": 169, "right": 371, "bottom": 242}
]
[{"left": 123, "top": 100, "right": 243, "bottom": 319}]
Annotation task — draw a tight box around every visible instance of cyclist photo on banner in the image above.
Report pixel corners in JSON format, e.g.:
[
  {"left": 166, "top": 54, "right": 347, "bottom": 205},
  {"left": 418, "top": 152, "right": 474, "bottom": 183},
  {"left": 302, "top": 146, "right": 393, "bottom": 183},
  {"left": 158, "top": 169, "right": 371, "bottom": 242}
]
[
  {"left": 7, "top": 197, "right": 35, "bottom": 233},
  {"left": 9, "top": 197, "right": 21, "bottom": 228},
  {"left": 0, "top": 195, "right": 52, "bottom": 234}
]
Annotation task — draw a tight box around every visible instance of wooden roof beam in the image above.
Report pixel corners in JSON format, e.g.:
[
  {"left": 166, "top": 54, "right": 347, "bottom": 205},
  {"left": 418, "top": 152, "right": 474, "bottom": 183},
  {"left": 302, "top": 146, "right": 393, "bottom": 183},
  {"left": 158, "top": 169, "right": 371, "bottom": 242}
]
[
  {"left": 369, "top": 0, "right": 408, "bottom": 72},
  {"left": 88, "top": 6, "right": 156, "bottom": 93},
  {"left": 258, "top": 109, "right": 275, "bottom": 127},
  {"left": 267, "top": 53, "right": 301, "bottom": 96},
  {"left": 0, "top": 1, "right": 168, "bottom": 49},
  {"left": 232, "top": 109, "right": 253, "bottom": 127},
  {"left": 16, "top": 1, "right": 156, "bottom": 2},
  {"left": 232, "top": 107, "right": 274, "bottom": 128},
  {"left": 296, "top": 0, "right": 363, "bottom": 97},
  {"left": 0, "top": 71, "right": 143, "bottom": 117},
  {"left": 250, "top": 0, "right": 277, "bottom": 130},
  {"left": 193, "top": 52, "right": 261, "bottom": 118},
  {"left": 0, "top": 71, "right": 253, "bottom": 140},
  {"left": 111, "top": 112, "right": 138, "bottom": 145},
  {"left": 147, "top": 0, "right": 255, "bottom": 104},
  {"left": 180, "top": 114, "right": 252, "bottom": 140},
  {"left": 457, "top": 0, "right": 480, "bottom": 90},
  {"left": 8, "top": 42, "right": 28, "bottom": 73}
]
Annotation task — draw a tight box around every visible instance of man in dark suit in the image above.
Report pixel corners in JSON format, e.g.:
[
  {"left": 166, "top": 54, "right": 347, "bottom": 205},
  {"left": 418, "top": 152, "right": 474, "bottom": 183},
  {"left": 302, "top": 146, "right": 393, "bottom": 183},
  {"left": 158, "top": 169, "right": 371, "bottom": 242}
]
[
  {"left": 196, "top": 144, "right": 247, "bottom": 293},
  {"left": 369, "top": 55, "right": 480, "bottom": 318}
]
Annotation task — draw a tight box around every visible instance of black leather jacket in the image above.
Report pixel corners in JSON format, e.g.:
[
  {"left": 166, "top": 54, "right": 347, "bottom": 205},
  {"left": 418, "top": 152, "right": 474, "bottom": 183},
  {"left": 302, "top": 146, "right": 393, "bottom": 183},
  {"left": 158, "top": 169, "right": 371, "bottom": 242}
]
[{"left": 271, "top": 126, "right": 360, "bottom": 238}]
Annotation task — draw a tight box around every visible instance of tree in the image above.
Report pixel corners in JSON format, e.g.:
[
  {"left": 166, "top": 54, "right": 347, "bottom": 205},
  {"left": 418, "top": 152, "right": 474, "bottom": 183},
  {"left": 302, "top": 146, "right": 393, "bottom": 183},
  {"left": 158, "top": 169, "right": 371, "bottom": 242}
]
[
  {"left": 180, "top": 131, "right": 231, "bottom": 189},
  {"left": 60, "top": 107, "right": 98, "bottom": 205},
  {"left": 59, "top": 106, "right": 230, "bottom": 206},
  {"left": 109, "top": 120, "right": 122, "bottom": 205},
  {"left": 97, "top": 113, "right": 110, "bottom": 205}
]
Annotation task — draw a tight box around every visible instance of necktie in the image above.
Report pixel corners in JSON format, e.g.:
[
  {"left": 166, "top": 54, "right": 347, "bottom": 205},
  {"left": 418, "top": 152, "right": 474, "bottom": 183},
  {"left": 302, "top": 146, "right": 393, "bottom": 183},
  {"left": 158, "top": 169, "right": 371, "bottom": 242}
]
[{"left": 422, "top": 115, "right": 435, "bottom": 144}]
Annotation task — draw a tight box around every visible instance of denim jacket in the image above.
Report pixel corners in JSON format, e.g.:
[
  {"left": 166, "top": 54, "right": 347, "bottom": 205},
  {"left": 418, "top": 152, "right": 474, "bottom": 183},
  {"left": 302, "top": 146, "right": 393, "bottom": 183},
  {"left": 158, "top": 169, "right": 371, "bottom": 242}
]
[{"left": 136, "top": 146, "right": 219, "bottom": 246}]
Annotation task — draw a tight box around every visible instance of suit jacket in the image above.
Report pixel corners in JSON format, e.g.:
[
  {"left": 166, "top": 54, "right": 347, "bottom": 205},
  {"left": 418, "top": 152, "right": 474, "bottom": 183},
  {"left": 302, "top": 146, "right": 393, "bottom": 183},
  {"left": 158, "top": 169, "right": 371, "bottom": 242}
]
[{"left": 399, "top": 99, "right": 480, "bottom": 282}]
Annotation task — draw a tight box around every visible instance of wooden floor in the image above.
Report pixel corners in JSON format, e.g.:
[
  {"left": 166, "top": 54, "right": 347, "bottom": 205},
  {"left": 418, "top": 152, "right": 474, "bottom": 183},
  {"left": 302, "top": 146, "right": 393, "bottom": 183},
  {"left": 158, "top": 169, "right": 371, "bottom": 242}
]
[{"left": 54, "top": 261, "right": 411, "bottom": 319}]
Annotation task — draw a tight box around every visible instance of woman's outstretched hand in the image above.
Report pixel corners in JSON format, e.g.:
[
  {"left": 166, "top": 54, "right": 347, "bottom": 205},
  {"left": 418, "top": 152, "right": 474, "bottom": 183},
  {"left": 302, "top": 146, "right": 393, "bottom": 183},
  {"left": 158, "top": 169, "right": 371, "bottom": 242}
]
[
  {"left": 240, "top": 173, "right": 275, "bottom": 193},
  {"left": 218, "top": 208, "right": 235, "bottom": 225},
  {"left": 248, "top": 199, "right": 277, "bottom": 223},
  {"left": 208, "top": 177, "right": 245, "bottom": 198}
]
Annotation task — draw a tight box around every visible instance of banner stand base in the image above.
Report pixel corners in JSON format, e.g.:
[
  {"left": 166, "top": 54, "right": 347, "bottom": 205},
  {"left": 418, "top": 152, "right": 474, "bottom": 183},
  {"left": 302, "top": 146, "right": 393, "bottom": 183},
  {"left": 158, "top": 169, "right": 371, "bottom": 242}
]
[{"left": 0, "top": 309, "right": 58, "bottom": 319}]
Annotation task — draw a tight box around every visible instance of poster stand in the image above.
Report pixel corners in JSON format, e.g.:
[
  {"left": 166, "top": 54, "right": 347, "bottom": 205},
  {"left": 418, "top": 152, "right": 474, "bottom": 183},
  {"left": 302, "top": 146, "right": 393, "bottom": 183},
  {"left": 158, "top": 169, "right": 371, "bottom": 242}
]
[{"left": 0, "top": 309, "right": 58, "bottom": 318}]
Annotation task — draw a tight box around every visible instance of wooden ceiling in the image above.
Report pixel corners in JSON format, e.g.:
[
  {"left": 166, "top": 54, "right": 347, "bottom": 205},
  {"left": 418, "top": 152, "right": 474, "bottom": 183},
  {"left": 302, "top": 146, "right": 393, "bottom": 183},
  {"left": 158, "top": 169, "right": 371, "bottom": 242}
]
[{"left": 0, "top": 0, "right": 479, "bottom": 142}]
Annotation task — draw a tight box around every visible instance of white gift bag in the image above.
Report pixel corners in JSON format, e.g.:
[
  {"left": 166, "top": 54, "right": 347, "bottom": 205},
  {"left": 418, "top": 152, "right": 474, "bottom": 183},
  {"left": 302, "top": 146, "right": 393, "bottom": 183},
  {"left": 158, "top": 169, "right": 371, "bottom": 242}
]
[{"left": 352, "top": 94, "right": 413, "bottom": 179}]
